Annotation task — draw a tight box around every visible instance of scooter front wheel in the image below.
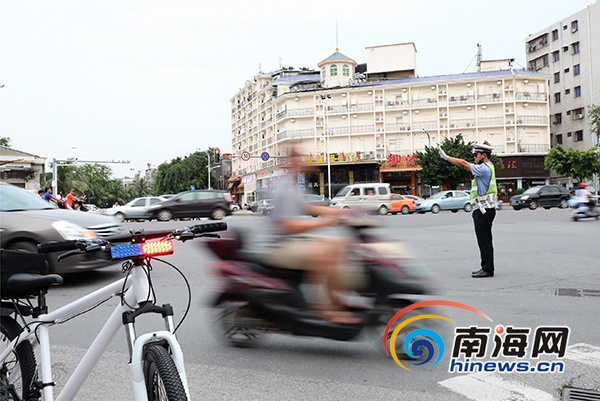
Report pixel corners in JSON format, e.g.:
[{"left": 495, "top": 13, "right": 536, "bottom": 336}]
[{"left": 213, "top": 300, "right": 260, "bottom": 347}]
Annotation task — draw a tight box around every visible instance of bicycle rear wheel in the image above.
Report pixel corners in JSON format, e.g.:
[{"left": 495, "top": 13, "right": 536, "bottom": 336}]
[
  {"left": 0, "top": 316, "right": 38, "bottom": 401},
  {"left": 143, "top": 344, "right": 187, "bottom": 401}
]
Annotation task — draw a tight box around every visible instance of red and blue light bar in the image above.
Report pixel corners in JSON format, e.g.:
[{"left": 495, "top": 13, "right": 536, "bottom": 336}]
[{"left": 111, "top": 239, "right": 174, "bottom": 259}]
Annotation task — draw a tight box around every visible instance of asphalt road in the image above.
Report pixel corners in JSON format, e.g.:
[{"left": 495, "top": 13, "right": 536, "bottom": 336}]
[{"left": 42, "top": 208, "right": 600, "bottom": 400}]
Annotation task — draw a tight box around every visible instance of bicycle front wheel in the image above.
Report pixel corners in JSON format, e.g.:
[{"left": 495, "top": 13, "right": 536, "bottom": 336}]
[
  {"left": 143, "top": 345, "right": 187, "bottom": 401},
  {"left": 0, "top": 316, "right": 38, "bottom": 401}
]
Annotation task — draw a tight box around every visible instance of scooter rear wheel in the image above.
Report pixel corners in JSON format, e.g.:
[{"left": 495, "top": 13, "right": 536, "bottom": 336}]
[{"left": 214, "top": 300, "right": 260, "bottom": 347}]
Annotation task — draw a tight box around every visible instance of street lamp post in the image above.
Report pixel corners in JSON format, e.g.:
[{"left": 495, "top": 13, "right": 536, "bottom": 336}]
[
  {"left": 422, "top": 128, "right": 432, "bottom": 148},
  {"left": 422, "top": 129, "right": 433, "bottom": 196},
  {"left": 205, "top": 150, "right": 211, "bottom": 189},
  {"left": 322, "top": 94, "right": 332, "bottom": 199}
]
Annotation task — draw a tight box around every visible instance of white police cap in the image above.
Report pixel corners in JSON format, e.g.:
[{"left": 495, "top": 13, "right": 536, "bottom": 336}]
[{"left": 472, "top": 143, "right": 494, "bottom": 154}]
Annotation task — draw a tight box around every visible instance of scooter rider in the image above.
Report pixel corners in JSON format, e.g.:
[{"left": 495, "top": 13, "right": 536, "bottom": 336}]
[
  {"left": 575, "top": 182, "right": 597, "bottom": 215},
  {"left": 439, "top": 143, "right": 498, "bottom": 278}
]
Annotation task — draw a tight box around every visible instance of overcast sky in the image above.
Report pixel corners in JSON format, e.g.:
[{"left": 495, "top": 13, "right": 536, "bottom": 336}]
[{"left": 0, "top": 0, "right": 595, "bottom": 178}]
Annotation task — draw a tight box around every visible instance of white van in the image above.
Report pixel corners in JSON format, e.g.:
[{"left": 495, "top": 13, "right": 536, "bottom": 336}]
[{"left": 330, "top": 183, "right": 392, "bottom": 214}]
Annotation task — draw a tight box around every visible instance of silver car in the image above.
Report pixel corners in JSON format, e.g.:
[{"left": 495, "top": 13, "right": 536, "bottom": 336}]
[
  {"left": 103, "top": 196, "right": 167, "bottom": 222},
  {"left": 0, "top": 183, "right": 123, "bottom": 274}
]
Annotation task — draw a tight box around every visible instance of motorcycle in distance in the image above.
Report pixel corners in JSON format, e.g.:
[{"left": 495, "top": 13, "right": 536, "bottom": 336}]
[
  {"left": 568, "top": 198, "right": 600, "bottom": 221},
  {"left": 204, "top": 215, "right": 435, "bottom": 355}
]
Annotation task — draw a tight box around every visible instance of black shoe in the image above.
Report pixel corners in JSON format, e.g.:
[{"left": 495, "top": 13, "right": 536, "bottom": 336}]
[{"left": 472, "top": 269, "right": 494, "bottom": 278}]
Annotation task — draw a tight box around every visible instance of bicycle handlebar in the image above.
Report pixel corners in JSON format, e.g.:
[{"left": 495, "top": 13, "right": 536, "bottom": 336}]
[{"left": 37, "top": 222, "right": 228, "bottom": 255}]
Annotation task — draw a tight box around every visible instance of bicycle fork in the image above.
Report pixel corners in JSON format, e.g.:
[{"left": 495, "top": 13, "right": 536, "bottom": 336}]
[{"left": 123, "top": 266, "right": 191, "bottom": 401}]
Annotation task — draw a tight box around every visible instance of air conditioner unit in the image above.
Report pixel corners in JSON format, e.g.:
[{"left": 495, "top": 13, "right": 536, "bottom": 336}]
[
  {"left": 439, "top": 112, "right": 447, "bottom": 117},
  {"left": 493, "top": 93, "right": 500, "bottom": 98},
  {"left": 505, "top": 108, "right": 512, "bottom": 113},
  {"left": 506, "top": 137, "right": 513, "bottom": 141},
  {"left": 375, "top": 117, "right": 383, "bottom": 122},
  {"left": 507, "top": 120, "right": 513, "bottom": 124},
  {"left": 524, "top": 92, "right": 531, "bottom": 97},
  {"left": 450, "top": 96, "right": 456, "bottom": 101},
  {"left": 450, "top": 124, "right": 455, "bottom": 128},
  {"left": 440, "top": 124, "right": 446, "bottom": 128},
  {"left": 577, "top": 114, "right": 584, "bottom": 119},
  {"left": 376, "top": 143, "right": 384, "bottom": 149},
  {"left": 376, "top": 153, "right": 384, "bottom": 159},
  {"left": 428, "top": 98, "right": 436, "bottom": 103},
  {"left": 376, "top": 128, "right": 383, "bottom": 132},
  {"left": 466, "top": 123, "right": 472, "bottom": 127},
  {"left": 374, "top": 95, "right": 383, "bottom": 100},
  {"left": 517, "top": 119, "right": 523, "bottom": 124},
  {"left": 438, "top": 90, "right": 446, "bottom": 95}
]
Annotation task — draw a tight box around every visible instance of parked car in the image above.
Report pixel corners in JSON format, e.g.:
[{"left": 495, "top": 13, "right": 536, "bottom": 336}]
[
  {"left": 256, "top": 199, "right": 274, "bottom": 215},
  {"left": 403, "top": 194, "right": 425, "bottom": 203},
  {"left": 147, "top": 190, "right": 233, "bottom": 221},
  {"left": 103, "top": 196, "right": 167, "bottom": 222},
  {"left": 415, "top": 190, "right": 473, "bottom": 214},
  {"left": 330, "top": 183, "right": 392, "bottom": 215},
  {"left": 83, "top": 204, "right": 100, "bottom": 213},
  {"left": 300, "top": 194, "right": 331, "bottom": 206},
  {"left": 510, "top": 185, "right": 570, "bottom": 210},
  {"left": 388, "top": 194, "right": 415, "bottom": 215},
  {"left": 0, "top": 182, "right": 123, "bottom": 274}
]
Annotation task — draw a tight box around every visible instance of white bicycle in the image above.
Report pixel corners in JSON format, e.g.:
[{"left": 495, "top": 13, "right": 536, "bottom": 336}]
[{"left": 0, "top": 222, "right": 227, "bottom": 401}]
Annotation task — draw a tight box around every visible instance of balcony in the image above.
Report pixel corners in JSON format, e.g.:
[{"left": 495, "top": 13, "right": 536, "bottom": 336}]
[{"left": 517, "top": 143, "right": 550, "bottom": 153}]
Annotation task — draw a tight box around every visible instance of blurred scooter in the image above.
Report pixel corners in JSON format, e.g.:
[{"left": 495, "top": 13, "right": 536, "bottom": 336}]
[
  {"left": 204, "top": 217, "right": 434, "bottom": 352},
  {"left": 571, "top": 202, "right": 599, "bottom": 221}
]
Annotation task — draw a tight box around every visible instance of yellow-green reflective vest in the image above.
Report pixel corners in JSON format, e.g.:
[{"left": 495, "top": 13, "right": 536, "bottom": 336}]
[{"left": 470, "top": 162, "right": 497, "bottom": 204}]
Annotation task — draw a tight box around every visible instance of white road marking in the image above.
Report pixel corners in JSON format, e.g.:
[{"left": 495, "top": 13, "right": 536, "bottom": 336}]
[
  {"left": 565, "top": 343, "right": 600, "bottom": 367},
  {"left": 439, "top": 373, "right": 555, "bottom": 401}
]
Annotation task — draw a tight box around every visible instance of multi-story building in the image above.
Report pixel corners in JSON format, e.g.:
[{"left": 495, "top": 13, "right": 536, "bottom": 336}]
[
  {"left": 230, "top": 43, "right": 551, "bottom": 204},
  {"left": 526, "top": 0, "right": 599, "bottom": 153}
]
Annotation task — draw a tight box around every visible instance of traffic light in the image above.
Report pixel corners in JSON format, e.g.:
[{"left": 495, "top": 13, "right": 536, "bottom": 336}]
[{"left": 214, "top": 148, "right": 221, "bottom": 163}]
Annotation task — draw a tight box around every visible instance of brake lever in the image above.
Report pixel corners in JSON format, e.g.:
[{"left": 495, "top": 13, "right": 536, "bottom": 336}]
[
  {"left": 196, "top": 233, "right": 221, "bottom": 239},
  {"left": 57, "top": 250, "right": 84, "bottom": 262}
]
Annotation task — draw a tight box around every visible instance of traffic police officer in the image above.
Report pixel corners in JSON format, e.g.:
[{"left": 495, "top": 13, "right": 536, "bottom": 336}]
[{"left": 439, "top": 143, "right": 497, "bottom": 278}]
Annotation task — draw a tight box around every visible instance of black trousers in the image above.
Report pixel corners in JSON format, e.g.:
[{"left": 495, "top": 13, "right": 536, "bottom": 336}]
[{"left": 472, "top": 208, "right": 496, "bottom": 273}]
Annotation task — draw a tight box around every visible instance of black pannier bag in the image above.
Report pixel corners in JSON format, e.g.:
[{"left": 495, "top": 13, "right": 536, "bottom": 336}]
[{"left": 1, "top": 249, "right": 50, "bottom": 298}]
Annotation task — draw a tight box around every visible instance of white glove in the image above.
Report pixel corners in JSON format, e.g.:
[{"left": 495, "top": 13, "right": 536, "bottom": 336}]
[{"left": 438, "top": 147, "right": 449, "bottom": 161}]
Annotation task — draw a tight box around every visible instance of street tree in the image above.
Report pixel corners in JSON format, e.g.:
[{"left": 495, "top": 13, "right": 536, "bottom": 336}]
[
  {"left": 154, "top": 150, "right": 211, "bottom": 194},
  {"left": 589, "top": 104, "right": 600, "bottom": 146},
  {"left": 0, "top": 137, "right": 10, "bottom": 147},
  {"left": 416, "top": 134, "right": 500, "bottom": 190},
  {"left": 544, "top": 144, "right": 600, "bottom": 183}
]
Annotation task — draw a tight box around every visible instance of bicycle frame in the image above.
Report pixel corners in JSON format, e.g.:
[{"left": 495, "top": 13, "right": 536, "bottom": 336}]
[{"left": 0, "top": 263, "right": 190, "bottom": 401}]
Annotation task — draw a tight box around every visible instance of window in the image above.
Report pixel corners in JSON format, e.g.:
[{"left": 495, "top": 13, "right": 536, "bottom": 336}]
[
  {"left": 552, "top": 51, "right": 560, "bottom": 62},
  {"left": 552, "top": 29, "right": 559, "bottom": 41},
  {"left": 330, "top": 64, "right": 338, "bottom": 77},
  {"left": 563, "top": 25, "right": 568, "bottom": 30},
  {"left": 571, "top": 20, "right": 579, "bottom": 32},
  {"left": 575, "top": 130, "right": 583, "bottom": 142},
  {"left": 554, "top": 92, "right": 561, "bottom": 103},
  {"left": 565, "top": 89, "right": 571, "bottom": 95},
  {"left": 564, "top": 67, "right": 570, "bottom": 73},
  {"left": 572, "top": 42, "right": 580, "bottom": 54},
  {"left": 575, "top": 86, "right": 581, "bottom": 97},
  {"left": 553, "top": 113, "right": 562, "bottom": 124},
  {"left": 342, "top": 64, "right": 350, "bottom": 77},
  {"left": 567, "top": 131, "right": 572, "bottom": 137},
  {"left": 563, "top": 46, "right": 569, "bottom": 52},
  {"left": 574, "top": 64, "right": 580, "bottom": 76},
  {"left": 556, "top": 134, "right": 563, "bottom": 144},
  {"left": 554, "top": 72, "right": 560, "bottom": 83},
  {"left": 321, "top": 67, "right": 326, "bottom": 79}
]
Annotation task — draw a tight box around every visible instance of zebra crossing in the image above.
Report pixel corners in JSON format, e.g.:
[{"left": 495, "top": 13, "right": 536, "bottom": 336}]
[{"left": 438, "top": 343, "right": 600, "bottom": 400}]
